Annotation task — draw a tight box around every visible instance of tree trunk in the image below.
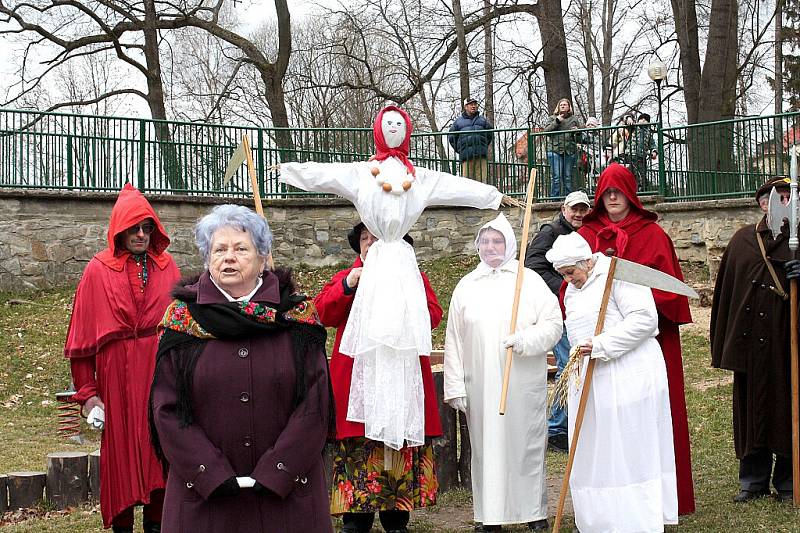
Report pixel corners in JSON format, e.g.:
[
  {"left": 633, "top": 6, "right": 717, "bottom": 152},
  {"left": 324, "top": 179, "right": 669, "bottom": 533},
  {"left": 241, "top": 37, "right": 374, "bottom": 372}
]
[
  {"left": 670, "top": 0, "right": 702, "bottom": 124},
  {"left": 694, "top": 0, "right": 739, "bottom": 186},
  {"left": 143, "top": 0, "right": 184, "bottom": 191},
  {"left": 46, "top": 451, "right": 89, "bottom": 509},
  {"left": 536, "top": 0, "right": 573, "bottom": 110},
  {"left": 775, "top": 0, "right": 786, "bottom": 174},
  {"left": 267, "top": 0, "right": 296, "bottom": 162},
  {"left": 600, "top": 0, "right": 614, "bottom": 125},
  {"left": 581, "top": 0, "right": 597, "bottom": 119},
  {"left": 483, "top": 0, "right": 495, "bottom": 125},
  {"left": 453, "top": 0, "right": 471, "bottom": 103}
]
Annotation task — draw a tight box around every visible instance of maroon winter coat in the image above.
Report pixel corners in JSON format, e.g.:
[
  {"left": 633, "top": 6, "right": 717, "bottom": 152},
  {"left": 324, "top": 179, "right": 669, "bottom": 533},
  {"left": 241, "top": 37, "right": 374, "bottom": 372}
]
[{"left": 151, "top": 272, "right": 333, "bottom": 533}]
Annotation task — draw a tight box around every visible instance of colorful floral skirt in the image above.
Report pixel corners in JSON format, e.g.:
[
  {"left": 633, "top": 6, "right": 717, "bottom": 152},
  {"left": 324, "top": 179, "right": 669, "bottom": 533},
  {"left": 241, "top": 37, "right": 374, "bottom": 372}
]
[{"left": 329, "top": 437, "right": 438, "bottom": 514}]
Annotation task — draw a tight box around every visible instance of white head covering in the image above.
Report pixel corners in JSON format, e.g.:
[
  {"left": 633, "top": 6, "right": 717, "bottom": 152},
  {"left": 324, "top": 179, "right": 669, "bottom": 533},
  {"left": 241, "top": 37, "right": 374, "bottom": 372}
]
[
  {"left": 546, "top": 232, "right": 593, "bottom": 269},
  {"left": 475, "top": 213, "right": 517, "bottom": 269}
]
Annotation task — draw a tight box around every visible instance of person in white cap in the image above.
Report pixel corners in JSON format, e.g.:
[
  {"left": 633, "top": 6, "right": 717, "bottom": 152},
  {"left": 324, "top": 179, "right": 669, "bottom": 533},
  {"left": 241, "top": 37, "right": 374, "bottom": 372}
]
[
  {"left": 444, "top": 213, "right": 562, "bottom": 532},
  {"left": 524, "top": 190, "right": 591, "bottom": 453},
  {"left": 448, "top": 96, "right": 494, "bottom": 182},
  {"left": 546, "top": 232, "right": 677, "bottom": 533}
]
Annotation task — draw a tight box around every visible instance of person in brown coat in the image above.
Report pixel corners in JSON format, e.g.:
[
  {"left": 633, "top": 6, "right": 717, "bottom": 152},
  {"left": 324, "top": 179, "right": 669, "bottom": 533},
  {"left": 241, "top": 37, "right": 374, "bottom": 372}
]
[
  {"left": 149, "top": 204, "right": 333, "bottom": 532},
  {"left": 710, "top": 176, "right": 796, "bottom": 503}
]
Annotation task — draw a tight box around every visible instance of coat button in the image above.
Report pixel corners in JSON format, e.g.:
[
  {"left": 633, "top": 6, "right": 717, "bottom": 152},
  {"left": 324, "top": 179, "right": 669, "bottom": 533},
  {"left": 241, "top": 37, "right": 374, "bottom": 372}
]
[
  {"left": 745, "top": 306, "right": 751, "bottom": 312},
  {"left": 186, "top": 481, "right": 194, "bottom": 488},
  {"left": 761, "top": 284, "right": 766, "bottom": 289},
  {"left": 742, "top": 332, "right": 748, "bottom": 338},
  {"left": 759, "top": 312, "right": 765, "bottom": 318},
  {"left": 238, "top": 348, "right": 249, "bottom": 358},
  {"left": 199, "top": 464, "right": 206, "bottom": 472},
  {"left": 240, "top": 392, "right": 250, "bottom": 403},
  {"left": 243, "top": 436, "right": 252, "bottom": 447},
  {"left": 759, "top": 337, "right": 765, "bottom": 344}
]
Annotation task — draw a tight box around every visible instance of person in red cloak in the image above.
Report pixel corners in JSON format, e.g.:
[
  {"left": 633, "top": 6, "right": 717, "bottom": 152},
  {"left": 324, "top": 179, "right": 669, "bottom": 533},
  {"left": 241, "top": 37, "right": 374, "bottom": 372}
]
[
  {"left": 64, "top": 184, "right": 180, "bottom": 532},
  {"left": 577, "top": 163, "right": 696, "bottom": 515},
  {"left": 315, "top": 221, "right": 443, "bottom": 533}
]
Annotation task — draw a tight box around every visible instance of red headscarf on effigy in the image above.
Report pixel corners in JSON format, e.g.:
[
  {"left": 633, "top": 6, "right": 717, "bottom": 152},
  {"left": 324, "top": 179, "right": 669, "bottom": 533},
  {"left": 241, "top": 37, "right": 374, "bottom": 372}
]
[{"left": 372, "top": 105, "right": 416, "bottom": 176}]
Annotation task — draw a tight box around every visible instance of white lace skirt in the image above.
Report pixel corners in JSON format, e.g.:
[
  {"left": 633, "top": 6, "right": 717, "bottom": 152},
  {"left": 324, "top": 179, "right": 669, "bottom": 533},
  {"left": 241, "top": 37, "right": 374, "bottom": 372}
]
[{"left": 340, "top": 239, "right": 431, "bottom": 450}]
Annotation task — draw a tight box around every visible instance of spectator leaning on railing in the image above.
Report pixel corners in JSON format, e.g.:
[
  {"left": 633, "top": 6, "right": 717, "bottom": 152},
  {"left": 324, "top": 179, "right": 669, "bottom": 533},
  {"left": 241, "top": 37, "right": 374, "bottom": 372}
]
[
  {"left": 543, "top": 98, "right": 584, "bottom": 197},
  {"left": 448, "top": 96, "right": 494, "bottom": 183}
]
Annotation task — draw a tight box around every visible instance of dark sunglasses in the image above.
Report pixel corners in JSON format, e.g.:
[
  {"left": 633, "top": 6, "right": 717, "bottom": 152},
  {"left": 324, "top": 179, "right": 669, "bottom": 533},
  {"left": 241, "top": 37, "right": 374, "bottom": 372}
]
[{"left": 125, "top": 223, "right": 156, "bottom": 236}]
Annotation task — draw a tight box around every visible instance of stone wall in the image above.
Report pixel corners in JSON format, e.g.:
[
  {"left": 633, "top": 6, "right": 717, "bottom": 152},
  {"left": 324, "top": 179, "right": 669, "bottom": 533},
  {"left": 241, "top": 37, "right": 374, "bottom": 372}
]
[{"left": 0, "top": 190, "right": 761, "bottom": 290}]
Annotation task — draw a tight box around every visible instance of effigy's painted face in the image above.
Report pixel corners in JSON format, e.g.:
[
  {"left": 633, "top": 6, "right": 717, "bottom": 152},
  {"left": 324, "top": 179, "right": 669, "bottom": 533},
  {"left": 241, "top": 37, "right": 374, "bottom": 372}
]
[{"left": 381, "top": 111, "right": 406, "bottom": 148}]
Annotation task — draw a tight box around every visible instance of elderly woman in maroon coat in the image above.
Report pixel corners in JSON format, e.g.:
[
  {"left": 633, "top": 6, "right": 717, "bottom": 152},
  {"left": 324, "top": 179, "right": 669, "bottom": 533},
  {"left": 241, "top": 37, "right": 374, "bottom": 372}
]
[{"left": 150, "top": 204, "right": 333, "bottom": 533}]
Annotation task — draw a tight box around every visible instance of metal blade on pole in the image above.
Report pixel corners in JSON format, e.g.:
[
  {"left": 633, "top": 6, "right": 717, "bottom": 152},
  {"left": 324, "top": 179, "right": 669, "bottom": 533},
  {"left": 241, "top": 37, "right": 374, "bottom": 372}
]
[{"left": 612, "top": 257, "right": 699, "bottom": 298}]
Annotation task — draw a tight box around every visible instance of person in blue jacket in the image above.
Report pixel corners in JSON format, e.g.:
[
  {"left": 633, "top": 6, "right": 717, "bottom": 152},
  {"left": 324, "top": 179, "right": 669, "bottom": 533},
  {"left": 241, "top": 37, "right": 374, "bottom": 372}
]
[{"left": 448, "top": 97, "right": 494, "bottom": 183}]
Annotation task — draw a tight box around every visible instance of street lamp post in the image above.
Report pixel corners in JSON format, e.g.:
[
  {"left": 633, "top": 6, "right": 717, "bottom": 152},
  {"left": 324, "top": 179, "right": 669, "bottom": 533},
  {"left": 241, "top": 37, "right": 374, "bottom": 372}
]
[
  {"left": 647, "top": 59, "right": 667, "bottom": 126},
  {"left": 647, "top": 59, "right": 668, "bottom": 195}
]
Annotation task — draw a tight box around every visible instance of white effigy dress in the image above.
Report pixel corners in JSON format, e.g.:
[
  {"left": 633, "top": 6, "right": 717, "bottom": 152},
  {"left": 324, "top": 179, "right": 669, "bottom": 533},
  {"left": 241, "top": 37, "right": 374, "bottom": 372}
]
[
  {"left": 280, "top": 157, "right": 502, "bottom": 449},
  {"left": 563, "top": 253, "right": 678, "bottom": 533}
]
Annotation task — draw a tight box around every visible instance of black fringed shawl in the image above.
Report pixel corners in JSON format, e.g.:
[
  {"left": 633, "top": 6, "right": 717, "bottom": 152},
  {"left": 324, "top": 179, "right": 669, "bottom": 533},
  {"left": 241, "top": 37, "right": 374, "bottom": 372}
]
[{"left": 148, "top": 267, "right": 332, "bottom": 472}]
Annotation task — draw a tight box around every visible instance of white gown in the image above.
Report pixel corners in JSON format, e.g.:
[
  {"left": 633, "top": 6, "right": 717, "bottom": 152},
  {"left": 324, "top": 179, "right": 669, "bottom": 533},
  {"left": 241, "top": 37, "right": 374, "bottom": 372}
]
[
  {"left": 563, "top": 254, "right": 677, "bottom": 533},
  {"left": 443, "top": 259, "right": 563, "bottom": 524},
  {"left": 280, "top": 158, "right": 502, "bottom": 449}
]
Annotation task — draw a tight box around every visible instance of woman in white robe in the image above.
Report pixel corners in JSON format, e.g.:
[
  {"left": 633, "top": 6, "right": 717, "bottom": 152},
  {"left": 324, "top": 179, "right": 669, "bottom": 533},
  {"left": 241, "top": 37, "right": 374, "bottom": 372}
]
[
  {"left": 443, "top": 213, "right": 563, "bottom": 531},
  {"left": 546, "top": 232, "right": 677, "bottom": 533}
]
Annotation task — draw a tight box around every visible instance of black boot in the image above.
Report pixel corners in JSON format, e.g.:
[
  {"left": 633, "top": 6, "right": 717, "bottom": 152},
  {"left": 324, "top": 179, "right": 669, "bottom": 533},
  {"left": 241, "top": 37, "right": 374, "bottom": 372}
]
[{"left": 143, "top": 521, "right": 161, "bottom": 533}]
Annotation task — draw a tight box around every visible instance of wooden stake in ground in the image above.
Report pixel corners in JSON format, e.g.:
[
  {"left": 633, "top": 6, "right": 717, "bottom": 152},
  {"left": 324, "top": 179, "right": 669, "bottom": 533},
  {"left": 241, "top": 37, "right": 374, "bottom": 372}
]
[{"left": 498, "top": 168, "right": 536, "bottom": 415}]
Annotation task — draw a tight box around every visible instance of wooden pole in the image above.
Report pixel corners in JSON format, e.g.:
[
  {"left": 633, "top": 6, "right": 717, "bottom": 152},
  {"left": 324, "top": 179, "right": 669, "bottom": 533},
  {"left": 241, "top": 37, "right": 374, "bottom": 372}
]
[
  {"left": 498, "top": 168, "right": 537, "bottom": 415},
  {"left": 552, "top": 257, "right": 618, "bottom": 532},
  {"left": 791, "top": 278, "right": 800, "bottom": 506},
  {"left": 242, "top": 134, "right": 274, "bottom": 270}
]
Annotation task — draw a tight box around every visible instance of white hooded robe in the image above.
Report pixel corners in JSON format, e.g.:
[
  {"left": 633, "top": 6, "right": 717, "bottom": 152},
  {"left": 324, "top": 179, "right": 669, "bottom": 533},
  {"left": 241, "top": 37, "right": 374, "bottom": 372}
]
[{"left": 443, "top": 214, "right": 563, "bottom": 525}]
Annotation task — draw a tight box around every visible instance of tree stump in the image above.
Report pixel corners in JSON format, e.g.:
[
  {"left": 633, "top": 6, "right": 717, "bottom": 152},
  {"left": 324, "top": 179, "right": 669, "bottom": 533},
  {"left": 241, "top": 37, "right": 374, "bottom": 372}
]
[
  {"left": 89, "top": 449, "right": 101, "bottom": 501},
  {"left": 7, "top": 471, "right": 46, "bottom": 509},
  {"left": 432, "top": 370, "right": 458, "bottom": 491},
  {"left": 46, "top": 451, "right": 89, "bottom": 509},
  {"left": 0, "top": 474, "right": 8, "bottom": 513}
]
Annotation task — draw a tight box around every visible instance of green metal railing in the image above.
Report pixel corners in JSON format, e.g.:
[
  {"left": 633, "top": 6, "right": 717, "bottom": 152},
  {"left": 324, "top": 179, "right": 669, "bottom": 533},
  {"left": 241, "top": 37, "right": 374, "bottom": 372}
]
[{"left": 1, "top": 107, "right": 798, "bottom": 201}]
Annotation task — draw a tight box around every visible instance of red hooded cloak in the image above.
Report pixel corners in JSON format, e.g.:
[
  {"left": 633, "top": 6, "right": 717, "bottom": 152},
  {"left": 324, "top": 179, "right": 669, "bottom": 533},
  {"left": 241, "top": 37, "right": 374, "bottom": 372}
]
[
  {"left": 578, "top": 163, "right": 696, "bottom": 515},
  {"left": 64, "top": 184, "right": 180, "bottom": 527}
]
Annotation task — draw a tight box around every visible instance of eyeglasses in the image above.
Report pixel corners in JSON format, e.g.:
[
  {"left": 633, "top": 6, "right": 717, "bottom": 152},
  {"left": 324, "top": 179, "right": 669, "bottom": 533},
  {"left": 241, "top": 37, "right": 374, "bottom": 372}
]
[{"left": 125, "top": 223, "right": 156, "bottom": 236}]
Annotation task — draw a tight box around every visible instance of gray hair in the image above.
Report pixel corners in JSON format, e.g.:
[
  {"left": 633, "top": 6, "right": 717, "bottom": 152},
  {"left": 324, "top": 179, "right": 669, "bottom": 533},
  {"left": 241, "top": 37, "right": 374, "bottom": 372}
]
[
  {"left": 195, "top": 204, "right": 272, "bottom": 264},
  {"left": 574, "top": 259, "right": 592, "bottom": 271}
]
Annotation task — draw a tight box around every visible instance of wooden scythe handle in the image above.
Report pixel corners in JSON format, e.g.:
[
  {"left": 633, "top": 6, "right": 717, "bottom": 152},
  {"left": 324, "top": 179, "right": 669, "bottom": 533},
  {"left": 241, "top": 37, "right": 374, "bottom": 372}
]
[
  {"left": 242, "top": 134, "right": 274, "bottom": 270},
  {"left": 791, "top": 278, "right": 800, "bottom": 506},
  {"left": 499, "top": 168, "right": 537, "bottom": 415},
  {"left": 552, "top": 257, "right": 618, "bottom": 532}
]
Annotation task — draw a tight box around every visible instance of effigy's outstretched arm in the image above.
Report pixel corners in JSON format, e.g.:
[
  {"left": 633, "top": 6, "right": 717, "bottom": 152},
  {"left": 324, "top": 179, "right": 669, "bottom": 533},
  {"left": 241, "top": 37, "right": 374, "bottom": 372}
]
[
  {"left": 419, "top": 168, "right": 503, "bottom": 210},
  {"left": 279, "top": 161, "right": 362, "bottom": 202}
]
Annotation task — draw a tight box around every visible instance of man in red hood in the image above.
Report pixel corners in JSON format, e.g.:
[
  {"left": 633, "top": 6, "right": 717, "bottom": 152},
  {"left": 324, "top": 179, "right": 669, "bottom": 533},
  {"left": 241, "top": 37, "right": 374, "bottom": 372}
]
[
  {"left": 578, "top": 163, "right": 696, "bottom": 515},
  {"left": 64, "top": 184, "right": 180, "bottom": 532}
]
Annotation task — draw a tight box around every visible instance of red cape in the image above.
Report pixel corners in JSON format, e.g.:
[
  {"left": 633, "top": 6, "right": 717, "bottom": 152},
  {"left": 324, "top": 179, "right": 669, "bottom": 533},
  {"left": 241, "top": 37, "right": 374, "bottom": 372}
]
[
  {"left": 64, "top": 184, "right": 180, "bottom": 526},
  {"left": 579, "top": 163, "right": 696, "bottom": 514},
  {"left": 315, "top": 257, "right": 443, "bottom": 440}
]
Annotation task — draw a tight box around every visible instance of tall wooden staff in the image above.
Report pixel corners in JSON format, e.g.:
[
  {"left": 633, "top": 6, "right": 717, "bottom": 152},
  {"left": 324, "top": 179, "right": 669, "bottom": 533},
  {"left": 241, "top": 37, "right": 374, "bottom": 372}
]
[
  {"left": 224, "top": 134, "right": 274, "bottom": 269},
  {"left": 498, "top": 168, "right": 537, "bottom": 415},
  {"left": 789, "top": 147, "right": 800, "bottom": 506},
  {"left": 551, "top": 258, "right": 617, "bottom": 532}
]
